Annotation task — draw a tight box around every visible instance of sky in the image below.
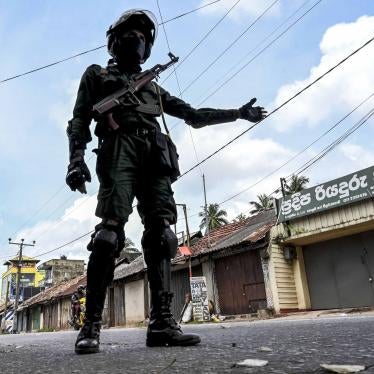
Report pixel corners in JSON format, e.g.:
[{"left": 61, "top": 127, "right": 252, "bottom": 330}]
[{"left": 0, "top": 0, "right": 373, "bottom": 277}]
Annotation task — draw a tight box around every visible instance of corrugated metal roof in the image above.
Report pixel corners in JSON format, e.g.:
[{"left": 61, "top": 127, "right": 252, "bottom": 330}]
[
  {"left": 191, "top": 209, "right": 276, "bottom": 256},
  {"left": 113, "top": 255, "right": 145, "bottom": 281},
  {"left": 19, "top": 274, "right": 86, "bottom": 309}
]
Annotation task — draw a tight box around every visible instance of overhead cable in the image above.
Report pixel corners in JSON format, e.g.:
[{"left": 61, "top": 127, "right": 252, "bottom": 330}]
[
  {"left": 180, "top": 0, "right": 280, "bottom": 95},
  {"left": 176, "top": 35, "right": 374, "bottom": 178},
  {"left": 0, "top": 1, "right": 222, "bottom": 84},
  {"left": 217, "top": 92, "right": 374, "bottom": 205},
  {"left": 161, "top": 0, "right": 243, "bottom": 85},
  {"left": 169, "top": 0, "right": 322, "bottom": 131}
]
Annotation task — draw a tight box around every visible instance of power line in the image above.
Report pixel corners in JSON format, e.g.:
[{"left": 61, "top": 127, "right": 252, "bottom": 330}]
[
  {"left": 0, "top": 231, "right": 94, "bottom": 262},
  {"left": 3, "top": 6, "right": 371, "bottom": 263},
  {"left": 217, "top": 92, "right": 374, "bottom": 205},
  {"left": 161, "top": 0, "right": 243, "bottom": 85},
  {"left": 176, "top": 35, "right": 374, "bottom": 178},
  {"left": 1, "top": 0, "right": 310, "bottom": 243},
  {"left": 180, "top": 0, "right": 280, "bottom": 95},
  {"left": 156, "top": 0, "right": 204, "bottom": 177},
  {"left": 5, "top": 99, "right": 373, "bottom": 263},
  {"left": 4, "top": 154, "right": 96, "bottom": 245},
  {"left": 169, "top": 0, "right": 322, "bottom": 131},
  {"left": 192, "top": 0, "right": 315, "bottom": 105},
  {"left": 0, "top": 1, "right": 222, "bottom": 84},
  {"left": 290, "top": 108, "right": 374, "bottom": 178}
]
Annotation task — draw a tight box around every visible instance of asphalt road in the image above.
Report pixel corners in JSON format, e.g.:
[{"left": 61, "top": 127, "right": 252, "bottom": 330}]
[{"left": 0, "top": 315, "right": 374, "bottom": 374}]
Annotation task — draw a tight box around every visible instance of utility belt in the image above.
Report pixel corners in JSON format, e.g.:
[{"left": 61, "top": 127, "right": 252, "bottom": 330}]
[{"left": 95, "top": 121, "right": 180, "bottom": 183}]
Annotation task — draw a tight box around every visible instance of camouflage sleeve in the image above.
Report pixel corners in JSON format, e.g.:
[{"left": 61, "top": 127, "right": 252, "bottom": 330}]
[
  {"left": 158, "top": 85, "right": 240, "bottom": 128},
  {"left": 67, "top": 64, "right": 102, "bottom": 149}
]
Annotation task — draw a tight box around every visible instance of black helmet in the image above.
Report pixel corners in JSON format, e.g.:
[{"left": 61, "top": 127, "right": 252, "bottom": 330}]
[{"left": 107, "top": 9, "right": 158, "bottom": 63}]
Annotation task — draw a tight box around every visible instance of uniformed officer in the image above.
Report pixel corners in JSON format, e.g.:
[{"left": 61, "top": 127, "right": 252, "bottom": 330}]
[{"left": 66, "top": 9, "right": 267, "bottom": 354}]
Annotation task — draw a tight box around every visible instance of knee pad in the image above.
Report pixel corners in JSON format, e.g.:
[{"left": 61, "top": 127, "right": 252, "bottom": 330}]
[
  {"left": 142, "top": 224, "right": 178, "bottom": 265},
  {"left": 87, "top": 221, "right": 125, "bottom": 258}
]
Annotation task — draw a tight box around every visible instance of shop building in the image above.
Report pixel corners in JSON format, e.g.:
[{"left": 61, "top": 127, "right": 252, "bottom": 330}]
[{"left": 270, "top": 166, "right": 374, "bottom": 313}]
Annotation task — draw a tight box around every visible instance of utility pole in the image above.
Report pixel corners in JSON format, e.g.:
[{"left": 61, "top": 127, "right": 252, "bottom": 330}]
[
  {"left": 8, "top": 238, "right": 35, "bottom": 333},
  {"left": 202, "top": 174, "right": 211, "bottom": 248},
  {"left": 176, "top": 203, "right": 192, "bottom": 277},
  {"left": 2, "top": 277, "right": 10, "bottom": 333},
  {"left": 280, "top": 177, "right": 286, "bottom": 198}
]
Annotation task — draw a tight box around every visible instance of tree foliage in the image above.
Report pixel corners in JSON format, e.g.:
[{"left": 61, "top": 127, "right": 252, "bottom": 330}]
[
  {"left": 249, "top": 194, "right": 274, "bottom": 214},
  {"left": 199, "top": 203, "right": 229, "bottom": 232},
  {"left": 284, "top": 175, "right": 310, "bottom": 195}
]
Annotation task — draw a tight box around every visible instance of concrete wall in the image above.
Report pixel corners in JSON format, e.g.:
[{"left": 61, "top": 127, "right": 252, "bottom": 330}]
[
  {"left": 124, "top": 279, "right": 145, "bottom": 325},
  {"left": 51, "top": 260, "right": 84, "bottom": 285}
]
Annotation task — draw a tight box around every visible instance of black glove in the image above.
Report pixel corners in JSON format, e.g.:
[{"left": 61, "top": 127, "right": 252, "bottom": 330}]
[
  {"left": 239, "top": 98, "right": 267, "bottom": 123},
  {"left": 66, "top": 156, "right": 91, "bottom": 194}
]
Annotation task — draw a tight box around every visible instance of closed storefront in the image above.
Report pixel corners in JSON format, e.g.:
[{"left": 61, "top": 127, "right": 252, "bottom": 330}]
[
  {"left": 304, "top": 231, "right": 374, "bottom": 309},
  {"left": 271, "top": 166, "right": 374, "bottom": 313}
]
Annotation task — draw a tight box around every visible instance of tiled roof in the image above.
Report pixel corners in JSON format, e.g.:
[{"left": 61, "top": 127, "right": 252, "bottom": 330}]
[
  {"left": 18, "top": 274, "right": 86, "bottom": 309},
  {"left": 189, "top": 209, "right": 276, "bottom": 256}
]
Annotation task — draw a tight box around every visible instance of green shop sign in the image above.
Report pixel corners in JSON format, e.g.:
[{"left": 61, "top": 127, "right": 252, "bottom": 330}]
[{"left": 276, "top": 166, "right": 374, "bottom": 223}]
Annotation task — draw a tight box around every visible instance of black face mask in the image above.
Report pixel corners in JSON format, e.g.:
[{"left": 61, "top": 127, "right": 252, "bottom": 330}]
[{"left": 115, "top": 32, "right": 146, "bottom": 65}]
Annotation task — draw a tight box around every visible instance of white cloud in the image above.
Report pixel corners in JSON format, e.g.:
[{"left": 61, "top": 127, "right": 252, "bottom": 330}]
[
  {"left": 198, "top": 0, "right": 281, "bottom": 20},
  {"left": 172, "top": 121, "right": 294, "bottom": 228},
  {"left": 49, "top": 78, "right": 80, "bottom": 131},
  {"left": 339, "top": 143, "right": 374, "bottom": 169},
  {"left": 10, "top": 194, "right": 144, "bottom": 268},
  {"left": 272, "top": 15, "right": 374, "bottom": 132}
]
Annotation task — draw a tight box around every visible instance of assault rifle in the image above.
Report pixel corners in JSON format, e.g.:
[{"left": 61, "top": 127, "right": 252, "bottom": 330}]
[{"left": 93, "top": 52, "right": 179, "bottom": 130}]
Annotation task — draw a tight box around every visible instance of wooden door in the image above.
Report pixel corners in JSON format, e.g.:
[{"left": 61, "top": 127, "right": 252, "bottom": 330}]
[{"left": 215, "top": 250, "right": 266, "bottom": 315}]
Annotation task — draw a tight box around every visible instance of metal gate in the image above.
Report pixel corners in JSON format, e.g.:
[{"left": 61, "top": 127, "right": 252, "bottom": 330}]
[
  {"left": 215, "top": 250, "right": 266, "bottom": 315},
  {"left": 304, "top": 230, "right": 374, "bottom": 309},
  {"left": 170, "top": 265, "right": 202, "bottom": 319}
]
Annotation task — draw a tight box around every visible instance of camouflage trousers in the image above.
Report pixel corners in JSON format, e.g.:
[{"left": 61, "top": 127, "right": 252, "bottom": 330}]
[{"left": 95, "top": 132, "right": 177, "bottom": 228}]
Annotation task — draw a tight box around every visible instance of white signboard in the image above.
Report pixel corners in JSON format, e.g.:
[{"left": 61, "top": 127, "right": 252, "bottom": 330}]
[{"left": 190, "top": 276, "right": 210, "bottom": 322}]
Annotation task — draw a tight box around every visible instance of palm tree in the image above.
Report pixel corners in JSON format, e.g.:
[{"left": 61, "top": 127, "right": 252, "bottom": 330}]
[
  {"left": 199, "top": 203, "right": 229, "bottom": 232},
  {"left": 249, "top": 194, "right": 274, "bottom": 214},
  {"left": 234, "top": 213, "right": 247, "bottom": 222},
  {"left": 284, "top": 175, "right": 309, "bottom": 195}
]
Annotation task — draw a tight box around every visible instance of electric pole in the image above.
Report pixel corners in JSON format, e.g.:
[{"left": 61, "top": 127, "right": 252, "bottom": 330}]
[
  {"left": 8, "top": 238, "right": 35, "bottom": 333},
  {"left": 202, "top": 174, "right": 211, "bottom": 247},
  {"left": 280, "top": 177, "right": 286, "bottom": 198},
  {"left": 176, "top": 203, "right": 192, "bottom": 277}
]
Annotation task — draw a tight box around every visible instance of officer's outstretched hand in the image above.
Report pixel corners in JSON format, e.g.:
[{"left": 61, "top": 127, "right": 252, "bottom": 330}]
[
  {"left": 66, "top": 160, "right": 91, "bottom": 194},
  {"left": 239, "top": 98, "right": 267, "bottom": 123}
]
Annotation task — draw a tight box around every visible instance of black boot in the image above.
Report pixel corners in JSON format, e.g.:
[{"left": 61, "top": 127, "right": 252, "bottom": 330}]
[
  {"left": 75, "top": 320, "right": 101, "bottom": 354},
  {"left": 146, "top": 291, "right": 201, "bottom": 347},
  {"left": 74, "top": 226, "right": 117, "bottom": 355}
]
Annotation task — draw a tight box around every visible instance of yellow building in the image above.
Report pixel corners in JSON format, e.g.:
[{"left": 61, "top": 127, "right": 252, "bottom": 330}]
[{"left": 1, "top": 255, "right": 45, "bottom": 302}]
